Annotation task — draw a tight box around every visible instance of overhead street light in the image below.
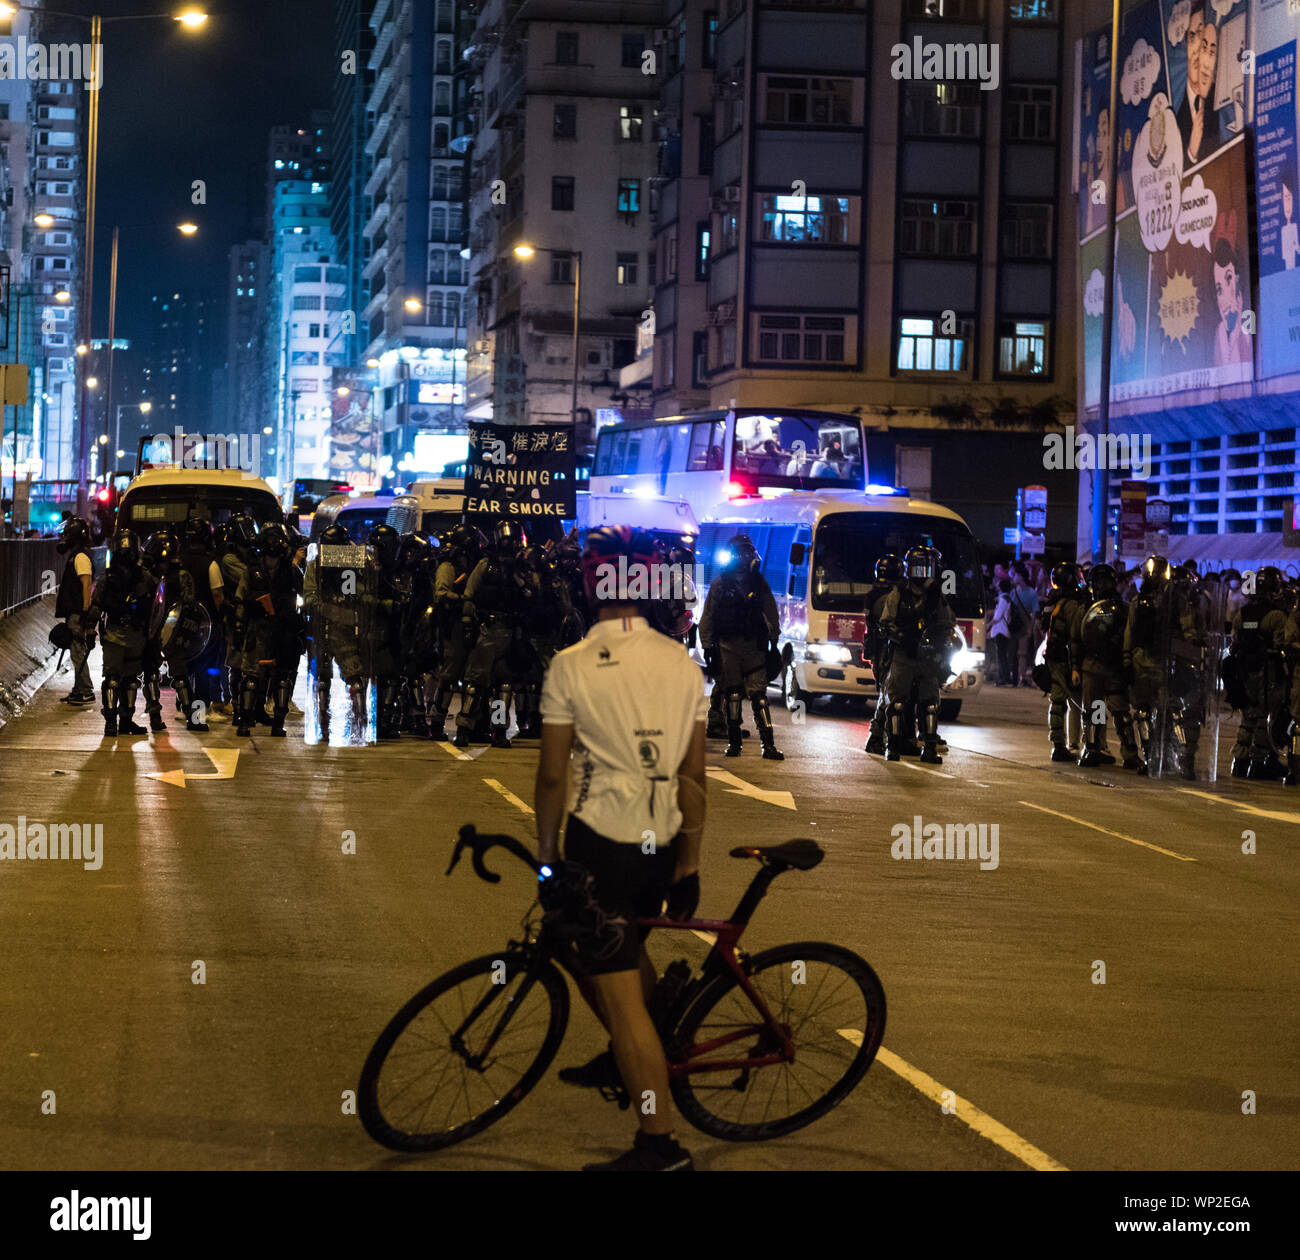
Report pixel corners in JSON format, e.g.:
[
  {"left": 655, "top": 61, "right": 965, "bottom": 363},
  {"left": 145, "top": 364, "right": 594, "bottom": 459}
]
[
  {"left": 512, "top": 241, "right": 582, "bottom": 432},
  {"left": 403, "top": 297, "right": 423, "bottom": 314}
]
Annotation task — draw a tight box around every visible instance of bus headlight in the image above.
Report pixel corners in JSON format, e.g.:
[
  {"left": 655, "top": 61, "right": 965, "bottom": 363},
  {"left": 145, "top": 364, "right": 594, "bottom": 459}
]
[
  {"left": 952, "top": 648, "right": 984, "bottom": 673},
  {"left": 806, "top": 643, "right": 852, "bottom": 664}
]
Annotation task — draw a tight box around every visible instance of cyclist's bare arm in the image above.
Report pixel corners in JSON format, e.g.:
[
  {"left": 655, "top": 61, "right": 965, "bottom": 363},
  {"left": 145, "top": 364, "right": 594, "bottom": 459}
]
[
  {"left": 674, "top": 721, "right": 707, "bottom": 881},
  {"left": 534, "top": 722, "right": 574, "bottom": 866}
]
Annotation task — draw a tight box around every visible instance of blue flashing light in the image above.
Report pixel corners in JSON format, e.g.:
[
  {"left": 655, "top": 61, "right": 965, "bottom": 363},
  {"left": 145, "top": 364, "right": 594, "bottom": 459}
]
[
  {"left": 865, "top": 483, "right": 903, "bottom": 496},
  {"left": 715, "top": 548, "right": 732, "bottom": 566}
]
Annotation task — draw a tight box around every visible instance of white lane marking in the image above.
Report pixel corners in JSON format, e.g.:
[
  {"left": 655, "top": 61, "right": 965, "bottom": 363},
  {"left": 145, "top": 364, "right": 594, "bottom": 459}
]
[
  {"left": 435, "top": 740, "right": 475, "bottom": 762},
  {"left": 893, "top": 759, "right": 955, "bottom": 781},
  {"left": 706, "top": 768, "right": 796, "bottom": 811},
  {"left": 1019, "top": 801, "right": 1195, "bottom": 862},
  {"left": 483, "top": 777, "right": 534, "bottom": 816},
  {"left": 148, "top": 748, "right": 240, "bottom": 789},
  {"left": 1177, "top": 787, "right": 1300, "bottom": 826},
  {"left": 837, "top": 1031, "right": 1069, "bottom": 1172}
]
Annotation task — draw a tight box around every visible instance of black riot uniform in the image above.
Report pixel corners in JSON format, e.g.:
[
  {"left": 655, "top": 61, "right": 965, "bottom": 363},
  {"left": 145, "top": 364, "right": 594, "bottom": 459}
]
[
  {"left": 1281, "top": 588, "right": 1300, "bottom": 786},
  {"left": 699, "top": 534, "right": 783, "bottom": 760},
  {"left": 217, "top": 514, "right": 259, "bottom": 716},
  {"left": 394, "top": 532, "right": 437, "bottom": 736},
  {"left": 368, "top": 524, "right": 405, "bottom": 740},
  {"left": 880, "top": 545, "right": 955, "bottom": 764},
  {"left": 180, "top": 517, "right": 224, "bottom": 716},
  {"left": 426, "top": 525, "right": 484, "bottom": 742},
  {"left": 234, "top": 522, "right": 305, "bottom": 738},
  {"left": 1042, "top": 561, "right": 1087, "bottom": 762},
  {"left": 1071, "top": 563, "right": 1142, "bottom": 770},
  {"left": 863, "top": 554, "right": 902, "bottom": 756},
  {"left": 644, "top": 541, "right": 697, "bottom": 645},
  {"left": 142, "top": 530, "right": 206, "bottom": 731},
  {"left": 1227, "top": 565, "right": 1289, "bottom": 779},
  {"left": 304, "top": 522, "right": 370, "bottom": 739},
  {"left": 513, "top": 543, "right": 575, "bottom": 739},
  {"left": 89, "top": 530, "right": 155, "bottom": 737},
  {"left": 457, "top": 520, "right": 530, "bottom": 749},
  {"left": 54, "top": 516, "right": 96, "bottom": 703}
]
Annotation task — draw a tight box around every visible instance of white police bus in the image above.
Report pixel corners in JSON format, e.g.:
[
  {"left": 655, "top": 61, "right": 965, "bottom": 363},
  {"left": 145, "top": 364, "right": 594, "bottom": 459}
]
[{"left": 695, "top": 491, "right": 986, "bottom": 719}]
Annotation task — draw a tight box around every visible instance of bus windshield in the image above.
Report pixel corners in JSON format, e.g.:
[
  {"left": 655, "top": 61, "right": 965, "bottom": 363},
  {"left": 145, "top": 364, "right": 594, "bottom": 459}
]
[
  {"left": 812, "top": 512, "right": 984, "bottom": 619},
  {"left": 732, "top": 414, "right": 863, "bottom": 490}
]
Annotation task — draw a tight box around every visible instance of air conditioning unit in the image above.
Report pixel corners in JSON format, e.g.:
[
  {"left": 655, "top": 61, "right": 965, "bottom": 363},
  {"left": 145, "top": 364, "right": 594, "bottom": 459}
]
[
  {"left": 722, "top": 186, "right": 741, "bottom": 205},
  {"left": 652, "top": 27, "right": 672, "bottom": 45}
]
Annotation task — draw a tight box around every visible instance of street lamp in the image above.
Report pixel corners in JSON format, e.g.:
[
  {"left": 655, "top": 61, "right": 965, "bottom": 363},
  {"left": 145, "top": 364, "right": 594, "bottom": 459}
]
[
  {"left": 403, "top": 296, "right": 423, "bottom": 315},
  {"left": 54, "top": 291, "right": 71, "bottom": 304},
  {"left": 513, "top": 242, "right": 582, "bottom": 430}
]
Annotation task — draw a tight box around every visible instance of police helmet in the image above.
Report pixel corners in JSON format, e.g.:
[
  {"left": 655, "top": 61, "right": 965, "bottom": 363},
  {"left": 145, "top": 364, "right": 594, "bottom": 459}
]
[
  {"left": 319, "top": 523, "right": 350, "bottom": 547},
  {"left": 904, "top": 545, "right": 941, "bottom": 583},
  {"left": 726, "top": 534, "right": 759, "bottom": 574},
  {"left": 184, "top": 516, "right": 213, "bottom": 549},
  {"left": 1257, "top": 566, "right": 1285, "bottom": 601},
  {"left": 875, "top": 554, "right": 903, "bottom": 583},
  {"left": 1050, "top": 561, "right": 1080, "bottom": 594},
  {"left": 110, "top": 529, "right": 141, "bottom": 568},
  {"left": 58, "top": 516, "right": 92, "bottom": 554},
  {"left": 227, "top": 513, "right": 258, "bottom": 549},
  {"left": 367, "top": 523, "right": 401, "bottom": 570},
  {"left": 1140, "top": 555, "right": 1172, "bottom": 591},
  {"left": 492, "top": 520, "right": 527, "bottom": 554},
  {"left": 581, "top": 525, "right": 658, "bottom": 606},
  {"left": 396, "top": 532, "right": 433, "bottom": 574},
  {"left": 258, "top": 521, "right": 292, "bottom": 559},
  {"left": 1087, "top": 563, "right": 1118, "bottom": 602},
  {"left": 146, "top": 531, "right": 181, "bottom": 566}
]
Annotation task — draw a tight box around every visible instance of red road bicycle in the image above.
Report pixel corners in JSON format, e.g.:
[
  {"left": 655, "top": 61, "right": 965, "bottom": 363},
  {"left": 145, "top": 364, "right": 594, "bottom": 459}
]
[{"left": 358, "top": 825, "right": 886, "bottom": 1151}]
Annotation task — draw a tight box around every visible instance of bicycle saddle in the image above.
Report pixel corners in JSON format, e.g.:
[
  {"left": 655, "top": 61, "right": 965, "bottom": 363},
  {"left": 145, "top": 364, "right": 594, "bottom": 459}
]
[{"left": 728, "top": 839, "right": 823, "bottom": 870}]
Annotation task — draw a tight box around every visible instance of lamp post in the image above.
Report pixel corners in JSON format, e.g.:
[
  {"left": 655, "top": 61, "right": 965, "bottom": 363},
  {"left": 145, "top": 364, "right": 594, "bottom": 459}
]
[
  {"left": 0, "top": 4, "right": 210, "bottom": 516},
  {"left": 512, "top": 244, "right": 581, "bottom": 430}
]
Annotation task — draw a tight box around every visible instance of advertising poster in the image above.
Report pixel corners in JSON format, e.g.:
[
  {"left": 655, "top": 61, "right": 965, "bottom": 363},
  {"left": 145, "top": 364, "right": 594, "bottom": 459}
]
[
  {"left": 329, "top": 369, "right": 378, "bottom": 485},
  {"left": 1253, "top": 0, "right": 1300, "bottom": 379},
  {"left": 1078, "top": 0, "right": 1256, "bottom": 410}
]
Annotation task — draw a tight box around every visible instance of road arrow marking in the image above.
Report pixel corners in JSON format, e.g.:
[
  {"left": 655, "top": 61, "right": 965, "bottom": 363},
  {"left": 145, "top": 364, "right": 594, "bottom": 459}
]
[
  {"left": 436, "top": 740, "right": 476, "bottom": 762},
  {"left": 706, "top": 768, "right": 796, "bottom": 811},
  {"left": 1177, "top": 787, "right": 1300, "bottom": 826},
  {"left": 148, "top": 748, "right": 240, "bottom": 789}
]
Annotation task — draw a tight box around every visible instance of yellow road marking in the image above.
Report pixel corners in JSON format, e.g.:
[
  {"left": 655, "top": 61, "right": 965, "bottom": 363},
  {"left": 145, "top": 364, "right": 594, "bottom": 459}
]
[
  {"left": 837, "top": 1031, "right": 1069, "bottom": 1172},
  {"left": 1019, "top": 801, "right": 1195, "bottom": 862},
  {"left": 436, "top": 740, "right": 474, "bottom": 762},
  {"left": 483, "top": 777, "right": 534, "bottom": 816},
  {"left": 1176, "top": 787, "right": 1300, "bottom": 826}
]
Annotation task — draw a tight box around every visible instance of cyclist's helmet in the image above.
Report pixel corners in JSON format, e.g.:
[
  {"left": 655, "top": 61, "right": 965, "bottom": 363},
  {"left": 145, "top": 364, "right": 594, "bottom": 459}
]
[
  {"left": 367, "top": 523, "right": 401, "bottom": 571},
  {"left": 1140, "top": 554, "right": 1172, "bottom": 591},
  {"left": 319, "top": 523, "right": 350, "bottom": 547},
  {"left": 257, "top": 521, "right": 292, "bottom": 560},
  {"left": 904, "top": 545, "right": 941, "bottom": 583},
  {"left": 1258, "top": 565, "right": 1285, "bottom": 602},
  {"left": 493, "top": 520, "right": 527, "bottom": 555},
  {"left": 581, "top": 525, "right": 658, "bottom": 606},
  {"left": 875, "top": 554, "right": 903, "bottom": 583},
  {"left": 1049, "top": 561, "right": 1080, "bottom": 594},
  {"left": 110, "top": 529, "right": 142, "bottom": 569},
  {"left": 59, "top": 516, "right": 92, "bottom": 553},
  {"left": 1087, "top": 563, "right": 1118, "bottom": 602},
  {"left": 184, "top": 516, "right": 213, "bottom": 549}
]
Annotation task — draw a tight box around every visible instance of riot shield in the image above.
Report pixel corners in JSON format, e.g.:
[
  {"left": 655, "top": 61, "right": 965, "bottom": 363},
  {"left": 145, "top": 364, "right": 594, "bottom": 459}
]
[{"left": 303, "top": 541, "right": 379, "bottom": 746}]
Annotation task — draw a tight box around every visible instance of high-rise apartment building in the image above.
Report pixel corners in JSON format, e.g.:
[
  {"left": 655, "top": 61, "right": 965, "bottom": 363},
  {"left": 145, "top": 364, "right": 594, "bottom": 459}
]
[{"left": 224, "top": 240, "right": 268, "bottom": 441}]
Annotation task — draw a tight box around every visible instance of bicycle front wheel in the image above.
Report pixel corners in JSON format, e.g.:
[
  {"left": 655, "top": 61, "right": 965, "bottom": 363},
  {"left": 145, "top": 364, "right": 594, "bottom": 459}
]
[
  {"left": 669, "top": 941, "right": 885, "bottom": 1141},
  {"left": 358, "top": 949, "right": 570, "bottom": 1152}
]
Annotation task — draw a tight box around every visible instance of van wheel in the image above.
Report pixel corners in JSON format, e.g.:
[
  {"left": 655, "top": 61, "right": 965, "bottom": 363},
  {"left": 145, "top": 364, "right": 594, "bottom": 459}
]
[
  {"left": 938, "top": 699, "right": 962, "bottom": 721},
  {"left": 782, "top": 658, "right": 811, "bottom": 712}
]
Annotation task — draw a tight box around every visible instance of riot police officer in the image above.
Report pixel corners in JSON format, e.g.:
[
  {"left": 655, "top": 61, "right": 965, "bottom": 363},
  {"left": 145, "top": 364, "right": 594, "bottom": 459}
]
[
  {"left": 395, "top": 531, "right": 437, "bottom": 736},
  {"left": 514, "top": 542, "right": 574, "bottom": 739},
  {"left": 89, "top": 530, "right": 155, "bottom": 737},
  {"left": 699, "top": 534, "right": 783, "bottom": 760},
  {"left": 457, "top": 520, "right": 529, "bottom": 749},
  {"left": 1227, "top": 565, "right": 1288, "bottom": 779},
  {"left": 367, "top": 523, "right": 405, "bottom": 739},
  {"left": 427, "top": 524, "right": 483, "bottom": 742},
  {"left": 1281, "top": 586, "right": 1300, "bottom": 786},
  {"left": 880, "top": 545, "right": 955, "bottom": 764},
  {"left": 180, "top": 516, "right": 225, "bottom": 719},
  {"left": 1072, "top": 563, "right": 1143, "bottom": 771},
  {"left": 142, "top": 529, "right": 210, "bottom": 731},
  {"left": 219, "top": 514, "right": 260, "bottom": 721},
  {"left": 1042, "top": 561, "right": 1087, "bottom": 762},
  {"left": 234, "top": 521, "right": 304, "bottom": 738},
  {"left": 54, "top": 516, "right": 96, "bottom": 704},
  {"left": 863, "top": 554, "right": 902, "bottom": 756},
  {"left": 304, "top": 522, "right": 371, "bottom": 740}
]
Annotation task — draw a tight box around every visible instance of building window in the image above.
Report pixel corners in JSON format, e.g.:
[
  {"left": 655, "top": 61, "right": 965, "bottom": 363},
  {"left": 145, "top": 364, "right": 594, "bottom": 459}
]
[
  {"left": 692, "top": 331, "right": 709, "bottom": 387},
  {"left": 696, "top": 223, "right": 711, "bottom": 280},
  {"left": 552, "top": 176, "right": 575, "bottom": 211},
  {"left": 698, "top": 117, "right": 714, "bottom": 175},
  {"left": 902, "top": 81, "right": 982, "bottom": 138},
  {"left": 435, "top": 38, "right": 452, "bottom": 74},
  {"left": 899, "top": 198, "right": 978, "bottom": 256},
  {"left": 308, "top": 323, "right": 322, "bottom": 338},
  {"left": 757, "top": 314, "right": 848, "bottom": 364},
  {"left": 764, "top": 76, "right": 854, "bottom": 126},
  {"left": 717, "top": 210, "right": 740, "bottom": 253},
  {"left": 550, "top": 252, "right": 574, "bottom": 284},
  {"left": 703, "top": 12, "right": 719, "bottom": 69},
  {"left": 665, "top": 235, "right": 679, "bottom": 278},
  {"left": 759, "top": 193, "right": 853, "bottom": 244},
  {"left": 429, "top": 251, "right": 445, "bottom": 284},
  {"left": 618, "top": 178, "right": 641, "bottom": 216},
  {"left": 1009, "top": 1, "right": 1058, "bottom": 21},
  {"left": 554, "top": 103, "right": 577, "bottom": 139},
  {"left": 896, "top": 316, "right": 970, "bottom": 373},
  {"left": 617, "top": 252, "right": 638, "bottom": 285},
  {"left": 556, "top": 32, "right": 579, "bottom": 64},
  {"left": 619, "top": 104, "right": 644, "bottom": 142},
  {"left": 1005, "top": 84, "right": 1057, "bottom": 141},
  {"left": 904, "top": 0, "right": 984, "bottom": 16},
  {"left": 998, "top": 320, "right": 1049, "bottom": 376},
  {"left": 622, "top": 33, "right": 644, "bottom": 68},
  {"left": 1000, "top": 203, "right": 1053, "bottom": 259}
]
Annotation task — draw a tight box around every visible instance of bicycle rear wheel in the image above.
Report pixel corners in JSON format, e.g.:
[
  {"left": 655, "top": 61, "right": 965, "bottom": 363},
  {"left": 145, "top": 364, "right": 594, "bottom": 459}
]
[
  {"left": 358, "top": 949, "right": 570, "bottom": 1152},
  {"left": 669, "top": 941, "right": 884, "bottom": 1141}
]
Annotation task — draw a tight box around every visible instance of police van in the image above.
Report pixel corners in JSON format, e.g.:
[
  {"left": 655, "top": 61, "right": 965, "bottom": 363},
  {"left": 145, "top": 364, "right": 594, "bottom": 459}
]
[
  {"left": 384, "top": 478, "right": 468, "bottom": 538},
  {"left": 309, "top": 491, "right": 399, "bottom": 542},
  {"left": 115, "top": 467, "right": 283, "bottom": 535},
  {"left": 696, "top": 491, "right": 986, "bottom": 719},
  {"left": 573, "top": 489, "right": 699, "bottom": 552}
]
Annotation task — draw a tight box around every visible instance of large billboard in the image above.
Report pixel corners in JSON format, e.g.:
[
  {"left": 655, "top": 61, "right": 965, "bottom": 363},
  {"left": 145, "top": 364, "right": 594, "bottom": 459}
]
[
  {"left": 1078, "top": 0, "right": 1258, "bottom": 410},
  {"left": 1253, "top": 0, "right": 1300, "bottom": 379}
]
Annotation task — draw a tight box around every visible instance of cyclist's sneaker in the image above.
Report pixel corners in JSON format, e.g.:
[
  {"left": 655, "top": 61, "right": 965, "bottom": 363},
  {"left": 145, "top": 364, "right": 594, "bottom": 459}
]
[
  {"left": 558, "top": 1047, "right": 622, "bottom": 1090},
  {"left": 582, "top": 1131, "right": 694, "bottom": 1171}
]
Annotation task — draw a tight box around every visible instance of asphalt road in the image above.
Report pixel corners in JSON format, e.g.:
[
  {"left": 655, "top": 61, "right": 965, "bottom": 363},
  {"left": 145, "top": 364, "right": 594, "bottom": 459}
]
[{"left": 1, "top": 660, "right": 1295, "bottom": 1173}]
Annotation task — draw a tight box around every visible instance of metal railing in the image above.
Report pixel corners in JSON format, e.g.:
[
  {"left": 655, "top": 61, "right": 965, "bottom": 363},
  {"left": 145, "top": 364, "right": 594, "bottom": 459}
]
[{"left": 0, "top": 541, "right": 106, "bottom": 618}]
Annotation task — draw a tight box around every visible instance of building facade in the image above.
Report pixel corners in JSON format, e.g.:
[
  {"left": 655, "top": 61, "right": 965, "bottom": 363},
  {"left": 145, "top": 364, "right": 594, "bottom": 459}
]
[{"left": 224, "top": 239, "right": 268, "bottom": 441}]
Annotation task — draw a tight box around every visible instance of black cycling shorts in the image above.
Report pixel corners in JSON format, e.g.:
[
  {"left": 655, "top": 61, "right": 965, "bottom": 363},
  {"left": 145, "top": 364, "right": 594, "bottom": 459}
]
[{"left": 562, "top": 816, "right": 677, "bottom": 975}]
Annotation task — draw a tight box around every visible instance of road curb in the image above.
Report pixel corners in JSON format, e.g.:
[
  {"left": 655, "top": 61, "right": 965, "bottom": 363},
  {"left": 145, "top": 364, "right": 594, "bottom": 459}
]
[{"left": 0, "top": 596, "right": 60, "bottom": 730}]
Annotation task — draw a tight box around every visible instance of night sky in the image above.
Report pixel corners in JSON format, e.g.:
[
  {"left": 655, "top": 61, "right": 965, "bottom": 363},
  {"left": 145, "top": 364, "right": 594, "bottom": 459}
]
[{"left": 60, "top": 0, "right": 335, "bottom": 343}]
